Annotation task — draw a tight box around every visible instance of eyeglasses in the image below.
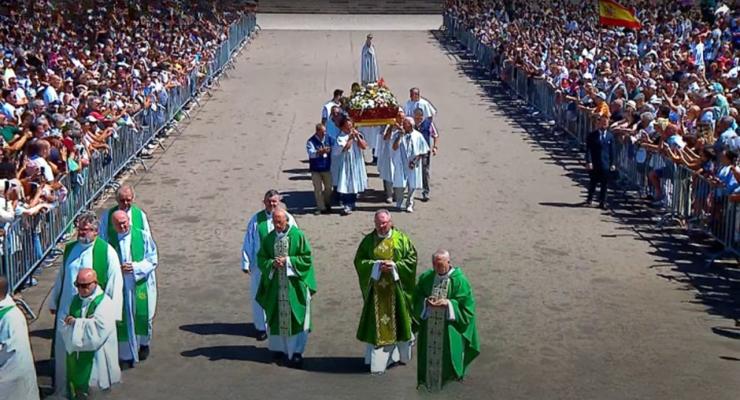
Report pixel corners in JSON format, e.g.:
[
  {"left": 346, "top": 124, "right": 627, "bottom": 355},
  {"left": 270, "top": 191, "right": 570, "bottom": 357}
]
[{"left": 74, "top": 281, "right": 96, "bottom": 288}]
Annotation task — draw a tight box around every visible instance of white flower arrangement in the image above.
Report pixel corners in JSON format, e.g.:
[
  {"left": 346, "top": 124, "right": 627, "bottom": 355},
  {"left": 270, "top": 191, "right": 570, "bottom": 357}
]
[{"left": 348, "top": 82, "right": 399, "bottom": 110}]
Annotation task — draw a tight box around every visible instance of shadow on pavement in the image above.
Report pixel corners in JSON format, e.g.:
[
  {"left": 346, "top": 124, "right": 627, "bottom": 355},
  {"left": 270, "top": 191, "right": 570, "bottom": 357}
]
[
  {"left": 302, "top": 356, "right": 366, "bottom": 374},
  {"left": 180, "top": 345, "right": 366, "bottom": 373},
  {"left": 179, "top": 322, "right": 256, "bottom": 338},
  {"left": 30, "top": 328, "right": 54, "bottom": 340},
  {"left": 181, "top": 345, "right": 273, "bottom": 363},
  {"left": 539, "top": 201, "right": 588, "bottom": 208},
  {"left": 429, "top": 29, "right": 740, "bottom": 336},
  {"left": 34, "top": 358, "right": 52, "bottom": 379},
  {"left": 281, "top": 190, "right": 318, "bottom": 215}
]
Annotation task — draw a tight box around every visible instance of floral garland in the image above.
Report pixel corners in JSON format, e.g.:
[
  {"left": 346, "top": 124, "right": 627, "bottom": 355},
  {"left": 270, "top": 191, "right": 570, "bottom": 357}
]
[{"left": 348, "top": 79, "right": 399, "bottom": 110}]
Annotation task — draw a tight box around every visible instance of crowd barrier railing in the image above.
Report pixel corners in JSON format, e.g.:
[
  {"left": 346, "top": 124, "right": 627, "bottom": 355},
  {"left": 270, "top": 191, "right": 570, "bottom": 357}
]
[
  {"left": 2, "top": 13, "right": 258, "bottom": 293},
  {"left": 443, "top": 13, "right": 739, "bottom": 263}
]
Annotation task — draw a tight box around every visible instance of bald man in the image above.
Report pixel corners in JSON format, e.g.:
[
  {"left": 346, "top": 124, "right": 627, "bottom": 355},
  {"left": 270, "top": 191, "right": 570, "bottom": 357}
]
[
  {"left": 99, "top": 185, "right": 152, "bottom": 242},
  {"left": 256, "top": 208, "right": 316, "bottom": 369},
  {"left": 354, "top": 210, "right": 418, "bottom": 374},
  {"left": 107, "top": 210, "right": 158, "bottom": 368},
  {"left": 413, "top": 250, "right": 479, "bottom": 391},
  {"left": 391, "top": 117, "right": 430, "bottom": 213},
  {"left": 0, "top": 276, "right": 40, "bottom": 400},
  {"left": 58, "top": 269, "right": 121, "bottom": 399}
]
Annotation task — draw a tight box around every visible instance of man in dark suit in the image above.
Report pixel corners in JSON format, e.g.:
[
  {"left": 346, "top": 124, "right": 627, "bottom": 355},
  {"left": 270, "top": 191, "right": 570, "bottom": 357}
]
[{"left": 585, "top": 115, "right": 616, "bottom": 209}]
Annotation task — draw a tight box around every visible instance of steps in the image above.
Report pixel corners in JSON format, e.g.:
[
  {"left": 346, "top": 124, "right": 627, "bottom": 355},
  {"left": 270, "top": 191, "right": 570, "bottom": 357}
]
[{"left": 257, "top": 0, "right": 443, "bottom": 14}]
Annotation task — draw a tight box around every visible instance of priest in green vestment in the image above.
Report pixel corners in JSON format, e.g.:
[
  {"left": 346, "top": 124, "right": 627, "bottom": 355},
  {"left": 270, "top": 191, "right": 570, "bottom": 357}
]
[
  {"left": 58, "top": 269, "right": 121, "bottom": 399},
  {"left": 353, "top": 209, "right": 417, "bottom": 374},
  {"left": 414, "top": 250, "right": 479, "bottom": 391},
  {"left": 108, "top": 210, "right": 158, "bottom": 368},
  {"left": 98, "top": 185, "right": 152, "bottom": 242},
  {"left": 242, "top": 189, "right": 297, "bottom": 341},
  {"left": 256, "top": 208, "right": 315, "bottom": 369}
]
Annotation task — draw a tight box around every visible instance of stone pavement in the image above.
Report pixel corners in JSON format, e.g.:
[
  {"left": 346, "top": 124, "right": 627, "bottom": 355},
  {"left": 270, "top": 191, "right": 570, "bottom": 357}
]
[{"left": 25, "top": 21, "right": 740, "bottom": 400}]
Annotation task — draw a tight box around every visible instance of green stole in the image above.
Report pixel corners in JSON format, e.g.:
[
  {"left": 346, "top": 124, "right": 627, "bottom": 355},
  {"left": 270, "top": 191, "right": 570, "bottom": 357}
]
[
  {"left": 65, "top": 292, "right": 105, "bottom": 399},
  {"left": 52, "top": 239, "right": 110, "bottom": 359},
  {"left": 107, "top": 229, "right": 149, "bottom": 341},
  {"left": 107, "top": 205, "right": 144, "bottom": 242},
  {"left": 256, "top": 210, "right": 270, "bottom": 241},
  {"left": 0, "top": 304, "right": 14, "bottom": 320}
]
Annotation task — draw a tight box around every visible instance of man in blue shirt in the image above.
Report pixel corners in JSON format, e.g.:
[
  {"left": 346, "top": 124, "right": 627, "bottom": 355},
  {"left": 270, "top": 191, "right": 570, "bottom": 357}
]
[{"left": 306, "top": 123, "right": 335, "bottom": 215}]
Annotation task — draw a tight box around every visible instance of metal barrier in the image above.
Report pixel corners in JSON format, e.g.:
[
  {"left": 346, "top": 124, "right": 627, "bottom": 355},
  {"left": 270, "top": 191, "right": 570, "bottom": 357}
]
[
  {"left": 443, "top": 13, "right": 739, "bottom": 263},
  {"left": 2, "top": 13, "right": 258, "bottom": 292}
]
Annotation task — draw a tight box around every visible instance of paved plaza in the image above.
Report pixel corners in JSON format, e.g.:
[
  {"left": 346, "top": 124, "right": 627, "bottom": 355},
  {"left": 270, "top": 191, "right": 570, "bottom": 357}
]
[{"left": 26, "top": 16, "right": 739, "bottom": 400}]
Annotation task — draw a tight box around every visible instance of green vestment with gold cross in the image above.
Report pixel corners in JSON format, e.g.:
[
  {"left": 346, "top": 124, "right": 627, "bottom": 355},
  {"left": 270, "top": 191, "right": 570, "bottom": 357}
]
[{"left": 354, "top": 228, "right": 417, "bottom": 346}]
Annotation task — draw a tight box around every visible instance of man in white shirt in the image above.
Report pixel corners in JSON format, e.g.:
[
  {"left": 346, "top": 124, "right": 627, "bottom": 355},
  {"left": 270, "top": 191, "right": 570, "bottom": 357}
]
[
  {"left": 322, "top": 89, "right": 343, "bottom": 124},
  {"left": 403, "top": 87, "right": 437, "bottom": 131}
]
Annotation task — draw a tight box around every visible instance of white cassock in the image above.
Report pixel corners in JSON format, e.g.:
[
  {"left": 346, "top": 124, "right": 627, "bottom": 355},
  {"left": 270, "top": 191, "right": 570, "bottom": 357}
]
[
  {"left": 116, "top": 230, "right": 158, "bottom": 363},
  {"left": 0, "top": 295, "right": 40, "bottom": 400},
  {"left": 49, "top": 240, "right": 122, "bottom": 394},
  {"left": 391, "top": 129, "right": 430, "bottom": 189},
  {"left": 98, "top": 207, "right": 152, "bottom": 242},
  {"left": 363, "top": 260, "right": 414, "bottom": 373},
  {"left": 377, "top": 126, "right": 397, "bottom": 184},
  {"left": 59, "top": 287, "right": 121, "bottom": 396},
  {"left": 361, "top": 44, "right": 379, "bottom": 85},
  {"left": 332, "top": 133, "right": 368, "bottom": 194},
  {"left": 241, "top": 210, "right": 297, "bottom": 332},
  {"left": 267, "top": 228, "right": 310, "bottom": 359}
]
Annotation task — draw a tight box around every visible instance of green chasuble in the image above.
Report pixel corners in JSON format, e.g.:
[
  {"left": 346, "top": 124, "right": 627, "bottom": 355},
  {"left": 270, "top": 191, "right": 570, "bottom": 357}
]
[
  {"left": 414, "top": 268, "right": 480, "bottom": 391},
  {"left": 106, "top": 205, "right": 145, "bottom": 241},
  {"left": 354, "top": 229, "right": 417, "bottom": 346},
  {"left": 107, "top": 229, "right": 149, "bottom": 341},
  {"left": 66, "top": 292, "right": 106, "bottom": 400},
  {"left": 255, "top": 226, "right": 316, "bottom": 336}
]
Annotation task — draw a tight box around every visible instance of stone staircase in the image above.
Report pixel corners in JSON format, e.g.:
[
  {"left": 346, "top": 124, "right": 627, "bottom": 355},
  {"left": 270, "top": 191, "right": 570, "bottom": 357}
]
[{"left": 257, "top": 0, "right": 443, "bottom": 14}]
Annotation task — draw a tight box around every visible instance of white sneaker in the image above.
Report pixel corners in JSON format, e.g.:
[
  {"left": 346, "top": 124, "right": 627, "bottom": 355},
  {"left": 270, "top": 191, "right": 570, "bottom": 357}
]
[
  {"left": 385, "top": 197, "right": 393, "bottom": 204},
  {"left": 406, "top": 205, "right": 414, "bottom": 213}
]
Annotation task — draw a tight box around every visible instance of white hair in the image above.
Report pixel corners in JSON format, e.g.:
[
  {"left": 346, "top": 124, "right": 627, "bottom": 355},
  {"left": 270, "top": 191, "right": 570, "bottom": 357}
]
[
  {"left": 432, "top": 249, "right": 450, "bottom": 261},
  {"left": 404, "top": 116, "right": 415, "bottom": 126}
]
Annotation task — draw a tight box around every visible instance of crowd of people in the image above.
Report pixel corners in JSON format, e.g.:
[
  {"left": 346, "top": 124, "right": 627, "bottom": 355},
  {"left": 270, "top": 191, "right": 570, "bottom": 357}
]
[
  {"left": 0, "top": 0, "right": 249, "bottom": 231},
  {"left": 445, "top": 0, "right": 740, "bottom": 219}
]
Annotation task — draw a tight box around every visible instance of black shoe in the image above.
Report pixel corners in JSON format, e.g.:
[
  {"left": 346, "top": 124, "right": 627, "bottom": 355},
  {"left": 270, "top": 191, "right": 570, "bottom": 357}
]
[
  {"left": 288, "top": 354, "right": 304, "bottom": 369},
  {"left": 138, "top": 345, "right": 150, "bottom": 361},
  {"left": 598, "top": 203, "right": 607, "bottom": 210},
  {"left": 255, "top": 330, "right": 268, "bottom": 341},
  {"left": 119, "top": 360, "right": 134, "bottom": 370}
]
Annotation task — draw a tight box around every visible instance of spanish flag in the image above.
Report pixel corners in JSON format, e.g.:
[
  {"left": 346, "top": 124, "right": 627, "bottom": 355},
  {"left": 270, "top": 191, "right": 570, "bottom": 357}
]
[{"left": 598, "top": 0, "right": 641, "bottom": 29}]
